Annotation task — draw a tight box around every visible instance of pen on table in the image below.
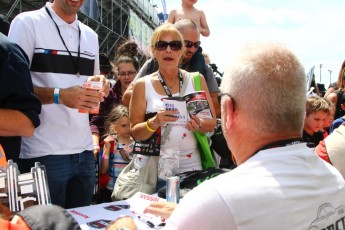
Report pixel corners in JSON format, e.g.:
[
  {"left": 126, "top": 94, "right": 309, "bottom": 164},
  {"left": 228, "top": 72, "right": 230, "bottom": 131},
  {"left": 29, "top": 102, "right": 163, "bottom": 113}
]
[{"left": 138, "top": 216, "right": 155, "bottom": 228}]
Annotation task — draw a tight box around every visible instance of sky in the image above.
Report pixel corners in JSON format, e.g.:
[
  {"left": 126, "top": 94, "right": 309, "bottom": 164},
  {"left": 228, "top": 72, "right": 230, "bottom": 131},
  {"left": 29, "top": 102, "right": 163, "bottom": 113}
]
[{"left": 154, "top": 0, "right": 345, "bottom": 88}]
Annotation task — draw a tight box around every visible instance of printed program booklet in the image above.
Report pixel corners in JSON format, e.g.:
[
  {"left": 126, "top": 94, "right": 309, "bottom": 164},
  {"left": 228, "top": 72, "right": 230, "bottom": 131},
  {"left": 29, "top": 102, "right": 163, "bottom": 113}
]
[{"left": 162, "top": 91, "right": 213, "bottom": 124}]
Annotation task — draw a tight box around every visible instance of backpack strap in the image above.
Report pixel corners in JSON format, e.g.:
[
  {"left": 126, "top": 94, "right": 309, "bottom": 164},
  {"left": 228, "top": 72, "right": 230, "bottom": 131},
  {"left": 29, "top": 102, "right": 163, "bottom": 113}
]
[
  {"left": 193, "top": 72, "right": 201, "bottom": 91},
  {"left": 179, "top": 71, "right": 189, "bottom": 96}
]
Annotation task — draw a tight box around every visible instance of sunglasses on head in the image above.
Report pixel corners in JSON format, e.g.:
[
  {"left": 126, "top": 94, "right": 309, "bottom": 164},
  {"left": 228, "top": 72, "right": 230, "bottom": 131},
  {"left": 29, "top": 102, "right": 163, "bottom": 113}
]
[
  {"left": 155, "top": 41, "right": 182, "bottom": 51},
  {"left": 184, "top": 40, "right": 201, "bottom": 49}
]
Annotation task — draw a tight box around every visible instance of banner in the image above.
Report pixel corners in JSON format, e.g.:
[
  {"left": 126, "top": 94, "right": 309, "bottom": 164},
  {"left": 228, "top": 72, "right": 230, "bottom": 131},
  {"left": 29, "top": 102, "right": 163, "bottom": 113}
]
[{"left": 129, "top": 10, "right": 154, "bottom": 57}]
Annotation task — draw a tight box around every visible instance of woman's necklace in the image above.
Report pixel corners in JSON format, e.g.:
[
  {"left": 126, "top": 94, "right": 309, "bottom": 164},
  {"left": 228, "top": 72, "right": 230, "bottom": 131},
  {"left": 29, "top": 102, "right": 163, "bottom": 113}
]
[
  {"left": 165, "top": 77, "right": 178, "bottom": 88},
  {"left": 158, "top": 71, "right": 183, "bottom": 97}
]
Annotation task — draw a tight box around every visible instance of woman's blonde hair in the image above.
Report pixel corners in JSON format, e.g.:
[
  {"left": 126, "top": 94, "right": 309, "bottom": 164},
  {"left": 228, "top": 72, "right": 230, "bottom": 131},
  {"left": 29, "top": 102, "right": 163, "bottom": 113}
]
[{"left": 150, "top": 22, "right": 185, "bottom": 56}]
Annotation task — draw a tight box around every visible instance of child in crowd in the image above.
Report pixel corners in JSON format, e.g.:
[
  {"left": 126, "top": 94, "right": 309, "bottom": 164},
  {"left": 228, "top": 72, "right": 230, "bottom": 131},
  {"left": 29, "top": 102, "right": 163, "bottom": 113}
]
[
  {"left": 168, "top": 0, "right": 210, "bottom": 85},
  {"left": 168, "top": 0, "right": 210, "bottom": 37},
  {"left": 90, "top": 41, "right": 139, "bottom": 157},
  {"left": 303, "top": 96, "right": 331, "bottom": 147},
  {"left": 98, "top": 105, "right": 134, "bottom": 202},
  {"left": 322, "top": 104, "right": 335, "bottom": 138}
]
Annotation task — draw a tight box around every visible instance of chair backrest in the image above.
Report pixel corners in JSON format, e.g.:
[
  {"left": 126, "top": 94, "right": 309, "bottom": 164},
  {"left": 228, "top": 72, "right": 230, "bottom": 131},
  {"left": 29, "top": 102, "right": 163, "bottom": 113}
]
[{"left": 0, "top": 160, "right": 51, "bottom": 212}]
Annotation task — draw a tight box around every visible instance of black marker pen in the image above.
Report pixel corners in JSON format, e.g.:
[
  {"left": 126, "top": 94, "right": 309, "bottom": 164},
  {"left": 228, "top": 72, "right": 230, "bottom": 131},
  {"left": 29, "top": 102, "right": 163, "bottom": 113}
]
[{"left": 138, "top": 216, "right": 155, "bottom": 228}]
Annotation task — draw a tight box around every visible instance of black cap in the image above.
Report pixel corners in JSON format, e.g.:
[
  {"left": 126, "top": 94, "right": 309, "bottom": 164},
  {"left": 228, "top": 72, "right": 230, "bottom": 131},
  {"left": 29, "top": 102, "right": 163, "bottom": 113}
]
[{"left": 17, "top": 205, "right": 81, "bottom": 230}]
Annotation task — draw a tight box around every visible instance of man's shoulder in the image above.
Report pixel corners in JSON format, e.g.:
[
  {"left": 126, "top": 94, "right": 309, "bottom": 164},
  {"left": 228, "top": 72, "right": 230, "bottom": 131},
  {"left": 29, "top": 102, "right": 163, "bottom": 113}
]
[
  {"left": 14, "top": 6, "right": 45, "bottom": 20},
  {"left": 204, "top": 64, "right": 213, "bottom": 78},
  {"left": 79, "top": 22, "right": 98, "bottom": 37},
  {"left": 134, "top": 58, "right": 158, "bottom": 80},
  {"left": 0, "top": 34, "right": 28, "bottom": 63},
  {"left": 169, "top": 8, "right": 178, "bottom": 14},
  {"left": 193, "top": 7, "right": 205, "bottom": 14},
  {"left": 145, "top": 58, "right": 158, "bottom": 69}
]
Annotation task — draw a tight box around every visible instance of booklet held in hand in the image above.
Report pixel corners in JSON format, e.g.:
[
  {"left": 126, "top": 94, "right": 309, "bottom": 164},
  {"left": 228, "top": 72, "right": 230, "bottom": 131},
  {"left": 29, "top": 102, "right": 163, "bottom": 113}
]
[{"left": 162, "top": 91, "right": 212, "bottom": 124}]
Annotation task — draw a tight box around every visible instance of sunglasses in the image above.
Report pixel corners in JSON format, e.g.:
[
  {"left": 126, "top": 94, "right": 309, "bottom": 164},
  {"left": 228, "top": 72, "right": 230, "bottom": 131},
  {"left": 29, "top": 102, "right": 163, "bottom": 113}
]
[
  {"left": 118, "top": 70, "right": 137, "bottom": 77},
  {"left": 184, "top": 40, "right": 201, "bottom": 49},
  {"left": 155, "top": 41, "right": 183, "bottom": 51}
]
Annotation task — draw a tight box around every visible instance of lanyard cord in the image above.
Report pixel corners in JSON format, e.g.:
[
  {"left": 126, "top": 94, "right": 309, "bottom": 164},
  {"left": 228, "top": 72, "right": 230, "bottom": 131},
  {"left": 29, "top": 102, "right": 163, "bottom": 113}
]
[
  {"left": 157, "top": 70, "right": 183, "bottom": 97},
  {"left": 45, "top": 6, "right": 81, "bottom": 77}
]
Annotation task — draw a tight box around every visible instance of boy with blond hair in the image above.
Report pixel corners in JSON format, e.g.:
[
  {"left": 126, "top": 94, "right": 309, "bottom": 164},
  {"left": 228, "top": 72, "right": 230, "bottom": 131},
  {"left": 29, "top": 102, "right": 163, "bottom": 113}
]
[{"left": 303, "top": 96, "right": 331, "bottom": 147}]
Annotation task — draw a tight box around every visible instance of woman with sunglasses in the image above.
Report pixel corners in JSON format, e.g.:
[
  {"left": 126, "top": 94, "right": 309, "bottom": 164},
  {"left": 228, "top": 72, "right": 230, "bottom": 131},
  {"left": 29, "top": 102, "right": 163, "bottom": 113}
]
[{"left": 130, "top": 23, "right": 216, "bottom": 190}]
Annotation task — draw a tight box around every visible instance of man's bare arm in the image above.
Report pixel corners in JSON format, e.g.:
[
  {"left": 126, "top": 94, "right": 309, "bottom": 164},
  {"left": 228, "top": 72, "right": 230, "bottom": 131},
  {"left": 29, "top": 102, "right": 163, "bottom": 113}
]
[{"left": 34, "top": 75, "right": 109, "bottom": 111}]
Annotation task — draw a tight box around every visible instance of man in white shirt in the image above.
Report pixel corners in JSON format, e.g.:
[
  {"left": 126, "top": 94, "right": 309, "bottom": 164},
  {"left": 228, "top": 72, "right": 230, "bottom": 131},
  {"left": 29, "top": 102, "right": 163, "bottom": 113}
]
[{"left": 8, "top": 0, "right": 109, "bottom": 209}]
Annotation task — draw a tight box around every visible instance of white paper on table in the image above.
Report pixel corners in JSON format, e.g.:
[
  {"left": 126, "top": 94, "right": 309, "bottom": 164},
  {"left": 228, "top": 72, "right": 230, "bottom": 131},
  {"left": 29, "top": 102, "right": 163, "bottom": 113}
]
[{"left": 67, "top": 192, "right": 165, "bottom": 229}]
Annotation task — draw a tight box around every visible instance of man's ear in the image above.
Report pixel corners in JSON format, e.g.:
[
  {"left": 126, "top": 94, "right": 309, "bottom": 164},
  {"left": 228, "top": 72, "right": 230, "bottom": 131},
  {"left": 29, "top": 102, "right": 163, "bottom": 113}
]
[{"left": 221, "top": 96, "right": 236, "bottom": 133}]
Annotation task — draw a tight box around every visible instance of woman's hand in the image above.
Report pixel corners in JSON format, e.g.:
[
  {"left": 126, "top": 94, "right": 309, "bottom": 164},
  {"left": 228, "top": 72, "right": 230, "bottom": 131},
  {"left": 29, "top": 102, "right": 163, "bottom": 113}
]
[
  {"left": 107, "top": 216, "right": 137, "bottom": 230},
  {"left": 149, "top": 108, "right": 179, "bottom": 129},
  {"left": 143, "top": 201, "right": 177, "bottom": 220},
  {"left": 186, "top": 115, "right": 203, "bottom": 131}
]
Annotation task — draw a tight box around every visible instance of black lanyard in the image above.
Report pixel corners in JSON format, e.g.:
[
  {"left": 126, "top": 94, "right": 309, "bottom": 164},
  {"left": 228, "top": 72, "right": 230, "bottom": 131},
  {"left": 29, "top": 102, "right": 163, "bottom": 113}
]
[
  {"left": 45, "top": 6, "right": 81, "bottom": 77},
  {"left": 157, "top": 70, "right": 183, "bottom": 97},
  {"left": 252, "top": 138, "right": 302, "bottom": 157}
]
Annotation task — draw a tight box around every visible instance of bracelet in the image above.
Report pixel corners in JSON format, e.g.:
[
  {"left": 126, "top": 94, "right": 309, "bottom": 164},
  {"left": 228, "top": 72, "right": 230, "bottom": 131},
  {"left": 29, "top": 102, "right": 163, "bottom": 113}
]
[
  {"left": 145, "top": 119, "right": 156, "bottom": 132},
  {"left": 53, "top": 88, "right": 60, "bottom": 104},
  {"left": 102, "top": 154, "right": 109, "bottom": 160}
]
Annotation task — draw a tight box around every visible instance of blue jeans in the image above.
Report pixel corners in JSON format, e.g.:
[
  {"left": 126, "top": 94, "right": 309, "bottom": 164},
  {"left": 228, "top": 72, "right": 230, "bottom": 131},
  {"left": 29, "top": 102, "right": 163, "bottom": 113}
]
[{"left": 18, "top": 151, "right": 95, "bottom": 209}]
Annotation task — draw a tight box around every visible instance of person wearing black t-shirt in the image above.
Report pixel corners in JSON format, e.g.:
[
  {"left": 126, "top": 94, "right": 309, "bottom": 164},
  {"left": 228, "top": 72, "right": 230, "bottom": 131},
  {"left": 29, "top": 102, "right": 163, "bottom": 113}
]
[
  {"left": 0, "top": 17, "right": 41, "bottom": 162},
  {"left": 303, "top": 96, "right": 331, "bottom": 147},
  {"left": 302, "top": 130, "right": 324, "bottom": 148}
]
